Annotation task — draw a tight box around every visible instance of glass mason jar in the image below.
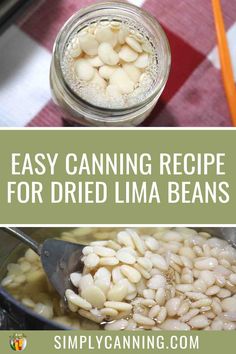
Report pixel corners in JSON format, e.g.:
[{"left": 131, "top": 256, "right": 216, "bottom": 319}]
[{"left": 50, "top": 2, "right": 171, "bottom": 127}]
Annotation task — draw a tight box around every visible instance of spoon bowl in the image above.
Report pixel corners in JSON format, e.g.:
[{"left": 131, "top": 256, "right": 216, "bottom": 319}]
[{"left": 2, "top": 227, "right": 85, "bottom": 298}]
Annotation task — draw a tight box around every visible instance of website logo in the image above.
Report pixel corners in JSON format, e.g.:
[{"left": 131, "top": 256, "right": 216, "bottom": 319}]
[{"left": 9, "top": 334, "right": 27, "bottom": 351}]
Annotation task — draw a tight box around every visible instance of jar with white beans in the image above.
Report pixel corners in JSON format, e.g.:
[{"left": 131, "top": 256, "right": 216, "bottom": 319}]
[{"left": 50, "top": 2, "right": 171, "bottom": 126}]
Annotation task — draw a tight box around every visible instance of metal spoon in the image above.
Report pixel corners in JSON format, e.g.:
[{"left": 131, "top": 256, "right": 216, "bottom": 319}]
[{"left": 2, "top": 227, "right": 84, "bottom": 298}]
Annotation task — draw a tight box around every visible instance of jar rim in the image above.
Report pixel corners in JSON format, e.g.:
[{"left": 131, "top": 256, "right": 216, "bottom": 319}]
[{"left": 52, "top": 1, "right": 171, "bottom": 118}]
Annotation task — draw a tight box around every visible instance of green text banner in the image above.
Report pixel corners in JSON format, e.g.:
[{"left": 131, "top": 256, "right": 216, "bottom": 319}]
[
  {"left": 0, "top": 129, "right": 235, "bottom": 224},
  {"left": 0, "top": 330, "right": 235, "bottom": 354}
]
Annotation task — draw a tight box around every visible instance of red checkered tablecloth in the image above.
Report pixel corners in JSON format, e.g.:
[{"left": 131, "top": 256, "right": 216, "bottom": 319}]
[{"left": 0, "top": 0, "right": 235, "bottom": 127}]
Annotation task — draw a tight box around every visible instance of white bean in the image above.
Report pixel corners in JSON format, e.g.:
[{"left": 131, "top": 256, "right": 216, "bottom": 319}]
[
  {"left": 75, "top": 59, "right": 95, "bottom": 81},
  {"left": 94, "top": 267, "right": 111, "bottom": 294},
  {"left": 78, "top": 309, "right": 103, "bottom": 324},
  {"left": 99, "top": 65, "right": 117, "bottom": 80},
  {"left": 229, "top": 273, "right": 236, "bottom": 285},
  {"left": 125, "top": 36, "right": 143, "bottom": 53},
  {"left": 112, "top": 267, "right": 125, "bottom": 283},
  {"left": 104, "top": 301, "right": 132, "bottom": 311},
  {"left": 110, "top": 68, "right": 135, "bottom": 94},
  {"left": 84, "top": 253, "right": 100, "bottom": 268},
  {"left": 107, "top": 283, "right": 128, "bottom": 302},
  {"left": 180, "top": 256, "right": 193, "bottom": 269},
  {"left": 107, "top": 240, "right": 121, "bottom": 251},
  {"left": 147, "top": 275, "right": 166, "bottom": 289},
  {"left": 117, "top": 231, "right": 135, "bottom": 248},
  {"left": 94, "top": 267, "right": 111, "bottom": 283},
  {"left": 217, "top": 289, "right": 231, "bottom": 298},
  {"left": 65, "top": 289, "right": 92, "bottom": 310},
  {"left": 156, "top": 307, "right": 167, "bottom": 324},
  {"left": 79, "top": 33, "right": 99, "bottom": 56},
  {"left": 212, "top": 299, "right": 222, "bottom": 315},
  {"left": 90, "top": 71, "right": 107, "bottom": 89},
  {"left": 160, "top": 319, "right": 190, "bottom": 331},
  {"left": 137, "top": 257, "right": 152, "bottom": 271},
  {"left": 223, "top": 321, "right": 236, "bottom": 330},
  {"left": 101, "top": 308, "right": 118, "bottom": 317},
  {"left": 82, "top": 246, "right": 94, "bottom": 256},
  {"left": 120, "top": 265, "right": 141, "bottom": 283},
  {"left": 194, "top": 257, "right": 218, "bottom": 270},
  {"left": 149, "top": 305, "right": 161, "bottom": 318},
  {"left": 177, "top": 300, "right": 190, "bottom": 316},
  {"left": 70, "top": 272, "right": 82, "bottom": 287},
  {"left": 134, "top": 53, "right": 149, "bottom": 69},
  {"left": 193, "top": 279, "right": 207, "bottom": 293},
  {"left": 126, "top": 319, "right": 137, "bottom": 330},
  {"left": 128, "top": 229, "right": 146, "bottom": 255},
  {"left": 93, "top": 246, "right": 116, "bottom": 257},
  {"left": 116, "top": 249, "right": 136, "bottom": 264},
  {"left": 211, "top": 318, "right": 223, "bottom": 330},
  {"left": 143, "top": 289, "right": 155, "bottom": 299},
  {"left": 145, "top": 237, "right": 159, "bottom": 252},
  {"left": 106, "top": 85, "right": 123, "bottom": 100},
  {"left": 221, "top": 311, "right": 236, "bottom": 322},
  {"left": 25, "top": 249, "right": 39, "bottom": 263},
  {"left": 175, "top": 284, "right": 194, "bottom": 293},
  {"left": 118, "top": 27, "right": 129, "bottom": 44},
  {"left": 105, "top": 319, "right": 128, "bottom": 330},
  {"left": 81, "top": 285, "right": 106, "bottom": 308},
  {"left": 78, "top": 274, "right": 94, "bottom": 291},
  {"left": 221, "top": 297, "right": 236, "bottom": 312},
  {"left": 163, "top": 230, "right": 184, "bottom": 242},
  {"left": 68, "top": 301, "right": 78, "bottom": 312},
  {"left": 87, "top": 56, "right": 104, "bottom": 67},
  {"left": 165, "top": 297, "right": 182, "bottom": 317},
  {"left": 90, "top": 241, "right": 108, "bottom": 246},
  {"left": 119, "top": 278, "right": 136, "bottom": 295},
  {"left": 133, "top": 313, "right": 155, "bottom": 326},
  {"left": 199, "top": 270, "right": 216, "bottom": 287},
  {"left": 99, "top": 257, "right": 119, "bottom": 266},
  {"left": 188, "top": 315, "right": 209, "bottom": 329},
  {"left": 19, "top": 261, "right": 31, "bottom": 273},
  {"left": 119, "top": 45, "right": 138, "bottom": 62},
  {"left": 110, "top": 21, "right": 121, "bottom": 31},
  {"left": 68, "top": 39, "right": 82, "bottom": 58},
  {"left": 98, "top": 42, "right": 119, "bottom": 66},
  {"left": 95, "top": 26, "right": 117, "bottom": 47},
  {"left": 206, "top": 285, "right": 220, "bottom": 296},
  {"left": 179, "top": 246, "right": 196, "bottom": 259},
  {"left": 191, "top": 299, "right": 212, "bottom": 308},
  {"left": 123, "top": 63, "right": 141, "bottom": 84},
  {"left": 186, "top": 292, "right": 207, "bottom": 301},
  {"left": 150, "top": 254, "right": 168, "bottom": 271},
  {"left": 214, "top": 265, "right": 231, "bottom": 277},
  {"left": 180, "top": 309, "right": 200, "bottom": 322},
  {"left": 34, "top": 303, "right": 53, "bottom": 319},
  {"left": 1, "top": 275, "right": 14, "bottom": 286},
  {"left": 155, "top": 288, "right": 166, "bottom": 305}
]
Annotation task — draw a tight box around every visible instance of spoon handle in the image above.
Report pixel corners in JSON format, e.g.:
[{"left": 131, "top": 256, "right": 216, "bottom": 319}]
[{"left": 2, "top": 227, "right": 41, "bottom": 255}]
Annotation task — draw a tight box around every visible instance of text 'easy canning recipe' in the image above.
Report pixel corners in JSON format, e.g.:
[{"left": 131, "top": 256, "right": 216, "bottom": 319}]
[{"left": 7, "top": 152, "right": 229, "bottom": 205}]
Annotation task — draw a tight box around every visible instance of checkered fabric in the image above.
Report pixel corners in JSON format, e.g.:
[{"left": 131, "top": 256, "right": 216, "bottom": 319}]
[{"left": 0, "top": 0, "right": 235, "bottom": 127}]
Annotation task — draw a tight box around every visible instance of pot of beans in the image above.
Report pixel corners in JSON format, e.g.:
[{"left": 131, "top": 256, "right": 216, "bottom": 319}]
[{"left": 0, "top": 227, "right": 236, "bottom": 330}]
